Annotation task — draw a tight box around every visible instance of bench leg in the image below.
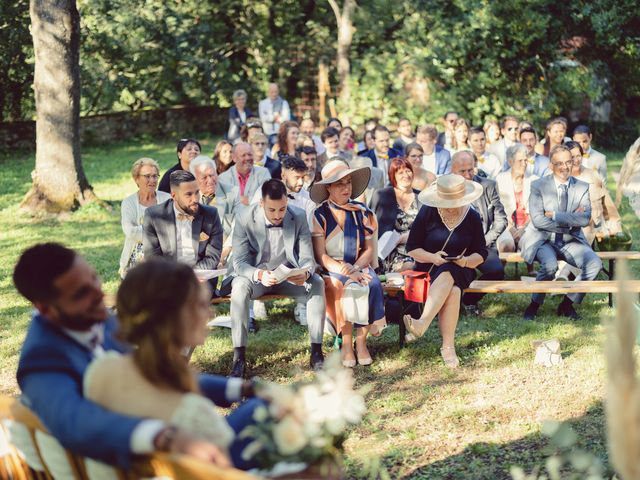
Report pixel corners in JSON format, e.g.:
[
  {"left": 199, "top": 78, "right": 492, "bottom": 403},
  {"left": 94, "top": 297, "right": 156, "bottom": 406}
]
[
  {"left": 398, "top": 296, "right": 406, "bottom": 348},
  {"left": 609, "top": 259, "right": 615, "bottom": 307}
]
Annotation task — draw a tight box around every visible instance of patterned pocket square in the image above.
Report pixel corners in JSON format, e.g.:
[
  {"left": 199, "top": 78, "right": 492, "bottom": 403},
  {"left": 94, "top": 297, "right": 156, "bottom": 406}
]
[{"left": 199, "top": 232, "right": 210, "bottom": 242}]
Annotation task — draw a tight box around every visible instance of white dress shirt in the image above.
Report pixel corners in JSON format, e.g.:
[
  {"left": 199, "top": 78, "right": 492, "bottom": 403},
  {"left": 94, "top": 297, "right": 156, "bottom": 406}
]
[
  {"left": 173, "top": 204, "right": 196, "bottom": 266},
  {"left": 422, "top": 151, "right": 436, "bottom": 174}
]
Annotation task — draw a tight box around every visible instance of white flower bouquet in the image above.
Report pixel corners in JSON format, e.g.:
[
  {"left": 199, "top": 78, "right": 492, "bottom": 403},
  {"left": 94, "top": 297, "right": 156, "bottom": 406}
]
[{"left": 239, "top": 353, "right": 367, "bottom": 476}]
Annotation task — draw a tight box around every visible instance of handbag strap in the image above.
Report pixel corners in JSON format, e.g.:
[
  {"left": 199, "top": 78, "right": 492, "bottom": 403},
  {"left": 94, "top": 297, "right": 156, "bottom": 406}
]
[{"left": 427, "top": 226, "right": 457, "bottom": 274}]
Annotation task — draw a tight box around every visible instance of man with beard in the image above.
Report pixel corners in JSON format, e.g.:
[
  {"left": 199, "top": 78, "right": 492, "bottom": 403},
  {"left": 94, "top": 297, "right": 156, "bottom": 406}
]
[
  {"left": 143, "top": 170, "right": 223, "bottom": 276},
  {"left": 14, "top": 243, "right": 260, "bottom": 469}
]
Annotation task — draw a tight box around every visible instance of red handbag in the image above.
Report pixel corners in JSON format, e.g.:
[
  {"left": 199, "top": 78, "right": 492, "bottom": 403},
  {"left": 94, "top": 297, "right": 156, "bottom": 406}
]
[{"left": 401, "top": 270, "right": 430, "bottom": 303}]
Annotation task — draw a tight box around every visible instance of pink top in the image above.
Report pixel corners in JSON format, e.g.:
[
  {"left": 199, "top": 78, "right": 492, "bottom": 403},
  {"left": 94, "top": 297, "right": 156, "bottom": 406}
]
[
  {"left": 514, "top": 190, "right": 528, "bottom": 227},
  {"left": 237, "top": 170, "right": 250, "bottom": 196}
]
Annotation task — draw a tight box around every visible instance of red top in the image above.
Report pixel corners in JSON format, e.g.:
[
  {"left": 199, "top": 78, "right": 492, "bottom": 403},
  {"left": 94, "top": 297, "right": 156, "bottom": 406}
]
[
  {"left": 514, "top": 190, "right": 528, "bottom": 227},
  {"left": 237, "top": 170, "right": 251, "bottom": 196}
]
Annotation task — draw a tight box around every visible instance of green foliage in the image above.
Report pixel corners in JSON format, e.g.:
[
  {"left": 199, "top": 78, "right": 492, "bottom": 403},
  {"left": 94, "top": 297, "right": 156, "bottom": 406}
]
[{"left": 2, "top": 0, "right": 640, "bottom": 136}]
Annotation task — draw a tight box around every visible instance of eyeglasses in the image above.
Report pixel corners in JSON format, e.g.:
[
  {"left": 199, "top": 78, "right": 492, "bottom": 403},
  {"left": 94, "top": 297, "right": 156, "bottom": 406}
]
[
  {"left": 507, "top": 127, "right": 518, "bottom": 131},
  {"left": 140, "top": 174, "right": 159, "bottom": 180},
  {"left": 551, "top": 160, "right": 574, "bottom": 168},
  {"left": 247, "top": 122, "right": 261, "bottom": 128}
]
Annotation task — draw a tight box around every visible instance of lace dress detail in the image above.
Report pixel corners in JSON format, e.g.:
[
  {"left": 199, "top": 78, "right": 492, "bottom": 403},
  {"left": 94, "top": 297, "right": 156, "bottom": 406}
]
[{"left": 383, "top": 198, "right": 419, "bottom": 273}]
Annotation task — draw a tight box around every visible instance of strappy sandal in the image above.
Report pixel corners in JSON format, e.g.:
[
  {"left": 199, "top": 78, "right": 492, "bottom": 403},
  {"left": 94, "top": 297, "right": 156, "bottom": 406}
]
[{"left": 440, "top": 346, "right": 460, "bottom": 368}]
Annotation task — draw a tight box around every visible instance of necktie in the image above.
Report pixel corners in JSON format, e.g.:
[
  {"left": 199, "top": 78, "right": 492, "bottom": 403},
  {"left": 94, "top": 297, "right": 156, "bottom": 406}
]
[
  {"left": 202, "top": 194, "right": 215, "bottom": 206},
  {"left": 555, "top": 184, "right": 568, "bottom": 245},
  {"left": 177, "top": 212, "right": 194, "bottom": 221}
]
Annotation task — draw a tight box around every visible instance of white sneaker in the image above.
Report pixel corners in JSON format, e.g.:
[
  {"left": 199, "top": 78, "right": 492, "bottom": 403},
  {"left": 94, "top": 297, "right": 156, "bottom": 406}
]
[
  {"left": 294, "top": 303, "right": 308, "bottom": 325},
  {"left": 252, "top": 300, "right": 268, "bottom": 320}
]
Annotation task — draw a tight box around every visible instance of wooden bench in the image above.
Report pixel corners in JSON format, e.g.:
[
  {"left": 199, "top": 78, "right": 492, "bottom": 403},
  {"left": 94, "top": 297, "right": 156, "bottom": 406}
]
[{"left": 499, "top": 250, "right": 640, "bottom": 306}]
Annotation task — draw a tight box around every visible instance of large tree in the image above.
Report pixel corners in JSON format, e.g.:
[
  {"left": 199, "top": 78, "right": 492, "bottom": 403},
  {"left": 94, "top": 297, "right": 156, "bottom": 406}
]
[{"left": 23, "top": 0, "right": 95, "bottom": 213}]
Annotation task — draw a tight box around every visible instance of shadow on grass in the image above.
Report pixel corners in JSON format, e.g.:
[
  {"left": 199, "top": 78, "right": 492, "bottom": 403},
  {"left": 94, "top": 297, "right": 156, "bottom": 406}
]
[{"left": 374, "top": 402, "right": 611, "bottom": 480}]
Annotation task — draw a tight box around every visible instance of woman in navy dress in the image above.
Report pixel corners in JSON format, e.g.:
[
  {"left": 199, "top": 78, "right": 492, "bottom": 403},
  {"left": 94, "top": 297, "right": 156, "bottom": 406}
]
[{"left": 404, "top": 174, "right": 488, "bottom": 367}]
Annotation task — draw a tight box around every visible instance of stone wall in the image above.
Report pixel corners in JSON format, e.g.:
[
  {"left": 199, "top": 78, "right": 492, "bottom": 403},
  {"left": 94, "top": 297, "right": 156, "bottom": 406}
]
[{"left": 0, "top": 105, "right": 229, "bottom": 152}]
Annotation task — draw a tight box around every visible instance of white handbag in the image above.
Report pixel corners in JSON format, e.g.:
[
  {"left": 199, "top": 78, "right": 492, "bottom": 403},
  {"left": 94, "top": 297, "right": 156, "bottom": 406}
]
[{"left": 341, "top": 282, "right": 370, "bottom": 326}]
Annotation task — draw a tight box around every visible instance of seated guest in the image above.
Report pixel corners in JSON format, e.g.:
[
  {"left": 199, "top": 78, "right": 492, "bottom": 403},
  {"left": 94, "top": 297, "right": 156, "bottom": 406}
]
[
  {"left": 573, "top": 125, "right": 608, "bottom": 181},
  {"left": 448, "top": 118, "right": 470, "bottom": 154},
  {"left": 270, "top": 120, "right": 300, "bottom": 163},
  {"left": 520, "top": 145, "right": 602, "bottom": 320},
  {"left": 450, "top": 151, "right": 507, "bottom": 315},
  {"left": 371, "top": 157, "right": 421, "bottom": 273},
  {"left": 300, "top": 117, "right": 325, "bottom": 155},
  {"left": 519, "top": 126, "right": 550, "bottom": 177},
  {"left": 295, "top": 133, "right": 316, "bottom": 150},
  {"left": 327, "top": 117, "right": 343, "bottom": 131},
  {"left": 437, "top": 111, "right": 459, "bottom": 149},
  {"left": 85, "top": 258, "right": 267, "bottom": 471},
  {"left": 14, "top": 244, "right": 258, "bottom": 469},
  {"left": 190, "top": 155, "right": 219, "bottom": 206},
  {"left": 483, "top": 119, "right": 501, "bottom": 146},
  {"left": 238, "top": 118, "right": 263, "bottom": 145},
  {"left": 339, "top": 126, "right": 357, "bottom": 159},
  {"left": 488, "top": 116, "right": 519, "bottom": 171},
  {"left": 403, "top": 175, "right": 487, "bottom": 367},
  {"left": 248, "top": 132, "right": 269, "bottom": 167},
  {"left": 566, "top": 141, "right": 622, "bottom": 243},
  {"left": 119, "top": 158, "right": 171, "bottom": 279},
  {"left": 468, "top": 127, "right": 501, "bottom": 179},
  {"left": 495, "top": 145, "right": 538, "bottom": 268},
  {"left": 213, "top": 140, "right": 234, "bottom": 175},
  {"left": 536, "top": 117, "right": 567, "bottom": 158},
  {"left": 393, "top": 118, "right": 414, "bottom": 152},
  {"left": 218, "top": 142, "right": 271, "bottom": 220},
  {"left": 311, "top": 160, "right": 387, "bottom": 367},
  {"left": 404, "top": 142, "right": 436, "bottom": 190},
  {"left": 227, "top": 89, "right": 253, "bottom": 143},
  {"left": 297, "top": 145, "right": 320, "bottom": 187},
  {"left": 229, "top": 180, "right": 326, "bottom": 377},
  {"left": 362, "top": 125, "right": 402, "bottom": 184},
  {"left": 143, "top": 171, "right": 223, "bottom": 274},
  {"left": 159, "top": 138, "right": 202, "bottom": 193},
  {"left": 416, "top": 124, "right": 451, "bottom": 176},
  {"left": 357, "top": 129, "right": 376, "bottom": 156},
  {"left": 317, "top": 127, "right": 347, "bottom": 168}
]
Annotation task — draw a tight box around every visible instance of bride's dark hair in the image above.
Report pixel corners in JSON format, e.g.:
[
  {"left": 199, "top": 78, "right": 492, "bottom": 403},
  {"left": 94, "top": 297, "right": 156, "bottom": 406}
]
[{"left": 116, "top": 258, "right": 200, "bottom": 393}]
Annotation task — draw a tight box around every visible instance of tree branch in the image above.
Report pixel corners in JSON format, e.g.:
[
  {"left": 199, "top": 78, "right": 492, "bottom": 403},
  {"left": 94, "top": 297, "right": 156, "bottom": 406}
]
[{"left": 327, "top": 0, "right": 341, "bottom": 23}]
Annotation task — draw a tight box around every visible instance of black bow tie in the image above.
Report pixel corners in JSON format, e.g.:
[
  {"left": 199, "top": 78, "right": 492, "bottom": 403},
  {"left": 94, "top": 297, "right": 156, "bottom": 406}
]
[
  {"left": 287, "top": 194, "right": 295, "bottom": 200},
  {"left": 266, "top": 224, "right": 283, "bottom": 229}
]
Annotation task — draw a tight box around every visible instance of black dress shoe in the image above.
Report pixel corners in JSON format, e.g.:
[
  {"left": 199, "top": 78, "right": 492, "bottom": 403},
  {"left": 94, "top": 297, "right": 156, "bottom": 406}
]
[
  {"left": 523, "top": 302, "right": 540, "bottom": 321},
  {"left": 248, "top": 317, "right": 259, "bottom": 334},
  {"left": 557, "top": 302, "right": 579, "bottom": 320},
  {"left": 310, "top": 349, "right": 325, "bottom": 371},
  {"left": 230, "top": 358, "right": 246, "bottom": 378}
]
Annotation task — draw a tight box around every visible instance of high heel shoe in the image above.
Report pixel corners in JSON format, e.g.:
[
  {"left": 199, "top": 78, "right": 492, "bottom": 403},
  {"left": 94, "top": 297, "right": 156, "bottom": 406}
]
[
  {"left": 440, "top": 346, "right": 460, "bottom": 368},
  {"left": 403, "top": 315, "right": 427, "bottom": 342}
]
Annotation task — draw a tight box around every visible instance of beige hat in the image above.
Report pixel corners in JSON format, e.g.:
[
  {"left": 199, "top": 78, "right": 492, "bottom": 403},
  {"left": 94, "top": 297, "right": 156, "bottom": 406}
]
[
  {"left": 418, "top": 174, "right": 483, "bottom": 208},
  {"left": 309, "top": 160, "right": 371, "bottom": 204}
]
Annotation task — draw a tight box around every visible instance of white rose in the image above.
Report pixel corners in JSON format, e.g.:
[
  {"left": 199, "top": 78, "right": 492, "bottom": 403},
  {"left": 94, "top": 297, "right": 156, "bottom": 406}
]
[{"left": 273, "top": 416, "right": 308, "bottom": 456}]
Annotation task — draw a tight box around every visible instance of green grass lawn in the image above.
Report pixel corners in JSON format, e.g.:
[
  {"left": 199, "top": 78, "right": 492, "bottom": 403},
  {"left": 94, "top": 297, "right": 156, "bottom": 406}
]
[{"left": 0, "top": 139, "right": 635, "bottom": 479}]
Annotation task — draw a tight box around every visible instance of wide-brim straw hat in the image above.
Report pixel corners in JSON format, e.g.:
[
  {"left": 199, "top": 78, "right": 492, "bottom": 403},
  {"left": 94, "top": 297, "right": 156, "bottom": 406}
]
[
  {"left": 310, "top": 160, "right": 371, "bottom": 204},
  {"left": 418, "top": 174, "right": 483, "bottom": 208}
]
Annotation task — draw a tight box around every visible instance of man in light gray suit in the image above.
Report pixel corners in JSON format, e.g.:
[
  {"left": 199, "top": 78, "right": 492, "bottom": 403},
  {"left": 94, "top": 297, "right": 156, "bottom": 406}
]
[
  {"left": 218, "top": 142, "right": 271, "bottom": 232},
  {"left": 228, "top": 179, "right": 326, "bottom": 378},
  {"left": 143, "top": 170, "right": 223, "bottom": 274},
  {"left": 520, "top": 145, "right": 602, "bottom": 320}
]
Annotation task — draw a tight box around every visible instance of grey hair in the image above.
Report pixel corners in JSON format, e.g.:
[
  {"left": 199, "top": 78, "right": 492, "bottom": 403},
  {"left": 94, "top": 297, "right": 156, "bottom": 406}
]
[
  {"left": 189, "top": 155, "right": 217, "bottom": 175},
  {"left": 131, "top": 157, "right": 159, "bottom": 180},
  {"left": 506, "top": 143, "right": 528, "bottom": 165},
  {"left": 232, "top": 89, "right": 247, "bottom": 100}
]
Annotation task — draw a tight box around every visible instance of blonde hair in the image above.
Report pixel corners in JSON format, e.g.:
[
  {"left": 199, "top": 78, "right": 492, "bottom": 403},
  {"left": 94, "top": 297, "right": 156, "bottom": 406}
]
[{"left": 131, "top": 157, "right": 160, "bottom": 180}]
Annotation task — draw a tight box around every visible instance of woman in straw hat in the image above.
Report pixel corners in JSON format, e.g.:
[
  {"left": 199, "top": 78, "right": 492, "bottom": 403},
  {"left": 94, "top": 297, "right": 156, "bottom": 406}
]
[
  {"left": 404, "top": 174, "right": 488, "bottom": 367},
  {"left": 311, "top": 160, "right": 387, "bottom": 368}
]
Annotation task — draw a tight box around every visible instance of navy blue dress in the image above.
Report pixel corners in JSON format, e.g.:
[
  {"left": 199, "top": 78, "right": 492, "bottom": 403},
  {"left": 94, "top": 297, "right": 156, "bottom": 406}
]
[{"left": 406, "top": 206, "right": 488, "bottom": 289}]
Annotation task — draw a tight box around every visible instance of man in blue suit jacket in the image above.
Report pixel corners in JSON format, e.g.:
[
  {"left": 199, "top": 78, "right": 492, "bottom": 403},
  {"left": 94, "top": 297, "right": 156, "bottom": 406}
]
[
  {"left": 415, "top": 124, "right": 451, "bottom": 176},
  {"left": 362, "top": 125, "right": 401, "bottom": 184},
  {"left": 14, "top": 243, "right": 261, "bottom": 470},
  {"left": 519, "top": 146, "right": 602, "bottom": 320}
]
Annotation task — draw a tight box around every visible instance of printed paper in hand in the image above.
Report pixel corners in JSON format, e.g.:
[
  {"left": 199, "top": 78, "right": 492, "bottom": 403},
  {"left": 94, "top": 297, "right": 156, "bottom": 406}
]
[
  {"left": 271, "top": 265, "right": 310, "bottom": 284},
  {"left": 193, "top": 268, "right": 228, "bottom": 281},
  {"left": 378, "top": 230, "right": 402, "bottom": 260}
]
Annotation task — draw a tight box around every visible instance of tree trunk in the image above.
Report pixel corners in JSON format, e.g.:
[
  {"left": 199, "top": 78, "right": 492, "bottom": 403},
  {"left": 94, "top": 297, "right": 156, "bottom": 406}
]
[
  {"left": 23, "top": 0, "right": 96, "bottom": 213},
  {"left": 328, "top": 0, "right": 355, "bottom": 123}
]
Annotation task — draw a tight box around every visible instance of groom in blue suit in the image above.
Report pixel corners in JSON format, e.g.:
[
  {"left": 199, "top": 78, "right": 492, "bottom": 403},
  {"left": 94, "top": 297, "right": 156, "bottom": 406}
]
[
  {"left": 519, "top": 145, "right": 602, "bottom": 320},
  {"left": 14, "top": 243, "right": 261, "bottom": 470}
]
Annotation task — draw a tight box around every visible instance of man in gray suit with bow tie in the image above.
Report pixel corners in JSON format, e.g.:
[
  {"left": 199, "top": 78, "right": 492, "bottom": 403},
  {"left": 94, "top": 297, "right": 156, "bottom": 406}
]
[
  {"left": 520, "top": 145, "right": 602, "bottom": 320},
  {"left": 228, "top": 179, "right": 326, "bottom": 377},
  {"left": 143, "top": 170, "right": 223, "bottom": 275}
]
